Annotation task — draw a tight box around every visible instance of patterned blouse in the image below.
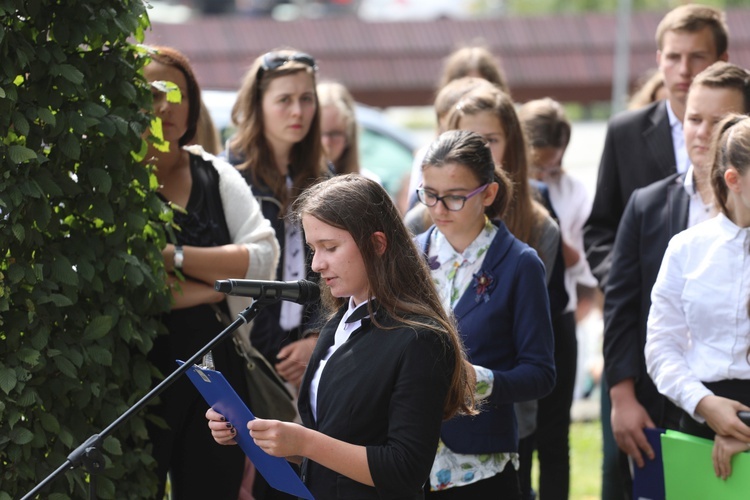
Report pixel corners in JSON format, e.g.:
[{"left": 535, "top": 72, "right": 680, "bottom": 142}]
[{"left": 426, "top": 218, "right": 518, "bottom": 491}]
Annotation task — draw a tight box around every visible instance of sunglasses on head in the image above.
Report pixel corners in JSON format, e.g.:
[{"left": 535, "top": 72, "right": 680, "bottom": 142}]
[{"left": 258, "top": 51, "right": 318, "bottom": 79}]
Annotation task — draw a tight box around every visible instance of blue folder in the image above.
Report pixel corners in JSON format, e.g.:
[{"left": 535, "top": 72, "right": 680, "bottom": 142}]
[
  {"left": 178, "top": 361, "right": 314, "bottom": 500},
  {"left": 631, "top": 427, "right": 665, "bottom": 500}
]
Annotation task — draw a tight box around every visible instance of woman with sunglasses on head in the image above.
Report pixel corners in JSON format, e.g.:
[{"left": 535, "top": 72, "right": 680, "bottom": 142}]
[
  {"left": 414, "top": 130, "right": 555, "bottom": 499},
  {"left": 224, "top": 49, "right": 330, "bottom": 391},
  {"left": 142, "top": 46, "right": 279, "bottom": 500},
  {"left": 208, "top": 174, "right": 476, "bottom": 499}
]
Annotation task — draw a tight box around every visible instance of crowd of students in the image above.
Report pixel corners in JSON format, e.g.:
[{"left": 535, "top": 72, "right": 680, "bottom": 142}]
[{"left": 138, "top": 2, "right": 750, "bottom": 499}]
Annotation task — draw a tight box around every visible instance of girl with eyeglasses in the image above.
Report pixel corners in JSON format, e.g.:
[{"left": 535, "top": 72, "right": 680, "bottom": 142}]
[
  {"left": 208, "top": 174, "right": 476, "bottom": 500},
  {"left": 317, "top": 81, "right": 382, "bottom": 185},
  {"left": 443, "top": 86, "right": 570, "bottom": 500},
  {"left": 415, "top": 130, "right": 555, "bottom": 499}
]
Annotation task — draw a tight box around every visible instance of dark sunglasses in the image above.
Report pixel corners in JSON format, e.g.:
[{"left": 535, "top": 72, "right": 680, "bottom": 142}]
[{"left": 258, "top": 51, "right": 318, "bottom": 80}]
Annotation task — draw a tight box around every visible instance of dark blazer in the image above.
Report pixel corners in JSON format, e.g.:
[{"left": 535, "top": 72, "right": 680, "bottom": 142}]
[
  {"left": 297, "top": 306, "right": 455, "bottom": 500},
  {"left": 416, "top": 221, "right": 556, "bottom": 454},
  {"left": 224, "top": 147, "right": 323, "bottom": 362},
  {"left": 603, "top": 173, "right": 687, "bottom": 425},
  {"left": 584, "top": 100, "right": 677, "bottom": 289}
]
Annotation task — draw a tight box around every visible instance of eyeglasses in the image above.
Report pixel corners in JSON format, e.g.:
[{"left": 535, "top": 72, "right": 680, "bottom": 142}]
[
  {"left": 258, "top": 51, "right": 318, "bottom": 80},
  {"left": 322, "top": 130, "right": 347, "bottom": 141},
  {"left": 416, "top": 184, "right": 489, "bottom": 211}
]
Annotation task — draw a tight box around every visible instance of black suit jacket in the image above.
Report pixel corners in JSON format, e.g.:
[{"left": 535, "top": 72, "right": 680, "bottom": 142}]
[
  {"left": 297, "top": 306, "right": 454, "bottom": 500},
  {"left": 602, "top": 173, "right": 687, "bottom": 424},
  {"left": 584, "top": 100, "right": 677, "bottom": 289}
]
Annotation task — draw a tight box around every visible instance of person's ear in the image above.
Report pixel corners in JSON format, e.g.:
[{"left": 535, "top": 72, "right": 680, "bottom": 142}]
[
  {"left": 725, "top": 166, "right": 741, "bottom": 193},
  {"left": 482, "top": 182, "right": 499, "bottom": 207},
  {"left": 371, "top": 231, "right": 387, "bottom": 256}
]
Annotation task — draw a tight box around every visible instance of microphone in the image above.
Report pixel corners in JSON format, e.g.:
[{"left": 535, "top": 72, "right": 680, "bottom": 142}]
[{"left": 214, "top": 279, "right": 320, "bottom": 305}]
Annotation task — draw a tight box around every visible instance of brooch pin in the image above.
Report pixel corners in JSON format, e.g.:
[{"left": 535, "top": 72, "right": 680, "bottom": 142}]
[
  {"left": 427, "top": 255, "right": 441, "bottom": 270},
  {"left": 472, "top": 271, "right": 494, "bottom": 303}
]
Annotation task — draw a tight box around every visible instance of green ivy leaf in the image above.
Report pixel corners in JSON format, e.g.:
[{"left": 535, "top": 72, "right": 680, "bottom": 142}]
[
  {"left": 82, "top": 102, "right": 107, "bottom": 118},
  {"left": 150, "top": 80, "right": 181, "bottom": 103},
  {"left": 12, "top": 111, "right": 30, "bottom": 136},
  {"left": 88, "top": 345, "right": 113, "bottom": 366},
  {"left": 12, "top": 223, "right": 25, "bottom": 242},
  {"left": 37, "top": 106, "right": 56, "bottom": 127},
  {"left": 16, "top": 347, "right": 41, "bottom": 365},
  {"left": 0, "top": 366, "right": 17, "bottom": 394},
  {"left": 51, "top": 255, "right": 78, "bottom": 286},
  {"left": 54, "top": 63, "right": 84, "bottom": 85},
  {"left": 58, "top": 133, "right": 81, "bottom": 160},
  {"left": 40, "top": 293, "right": 75, "bottom": 307},
  {"left": 9, "top": 427, "right": 34, "bottom": 445},
  {"left": 58, "top": 427, "right": 74, "bottom": 448},
  {"left": 90, "top": 197, "right": 114, "bottom": 224},
  {"left": 8, "top": 145, "right": 37, "bottom": 164},
  {"left": 88, "top": 168, "right": 112, "bottom": 194},
  {"left": 52, "top": 356, "right": 77, "bottom": 378},
  {"left": 102, "top": 436, "right": 122, "bottom": 456},
  {"left": 39, "top": 412, "right": 61, "bottom": 434},
  {"left": 82, "top": 315, "right": 114, "bottom": 341}
]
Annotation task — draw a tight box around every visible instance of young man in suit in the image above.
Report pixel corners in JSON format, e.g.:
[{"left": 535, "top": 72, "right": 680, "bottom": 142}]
[
  {"left": 584, "top": 4, "right": 729, "bottom": 289},
  {"left": 604, "top": 61, "right": 750, "bottom": 498},
  {"left": 584, "top": 7, "right": 729, "bottom": 498}
]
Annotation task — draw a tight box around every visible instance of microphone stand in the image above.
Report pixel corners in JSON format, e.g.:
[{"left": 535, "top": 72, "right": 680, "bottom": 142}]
[{"left": 21, "top": 300, "right": 267, "bottom": 500}]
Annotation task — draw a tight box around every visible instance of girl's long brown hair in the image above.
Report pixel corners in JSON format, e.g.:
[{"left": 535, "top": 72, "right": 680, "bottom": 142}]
[
  {"left": 291, "top": 174, "right": 476, "bottom": 419},
  {"left": 229, "top": 48, "right": 327, "bottom": 212},
  {"left": 446, "top": 86, "right": 550, "bottom": 258}
]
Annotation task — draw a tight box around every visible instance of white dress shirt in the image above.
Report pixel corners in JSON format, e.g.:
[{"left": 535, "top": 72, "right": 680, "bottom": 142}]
[
  {"left": 666, "top": 100, "right": 690, "bottom": 175},
  {"left": 309, "top": 298, "right": 369, "bottom": 421},
  {"left": 683, "top": 165, "right": 716, "bottom": 228},
  {"left": 646, "top": 213, "right": 750, "bottom": 421},
  {"left": 544, "top": 170, "right": 598, "bottom": 312}
]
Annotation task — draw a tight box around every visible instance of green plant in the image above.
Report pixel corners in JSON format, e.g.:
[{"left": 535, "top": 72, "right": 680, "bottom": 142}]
[{"left": 0, "top": 1, "right": 173, "bottom": 498}]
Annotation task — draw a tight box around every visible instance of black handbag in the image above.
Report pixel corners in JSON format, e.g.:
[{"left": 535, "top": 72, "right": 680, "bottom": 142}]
[{"left": 211, "top": 304, "right": 298, "bottom": 422}]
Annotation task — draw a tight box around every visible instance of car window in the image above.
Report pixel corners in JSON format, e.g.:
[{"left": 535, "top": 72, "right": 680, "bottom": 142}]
[{"left": 359, "top": 128, "right": 414, "bottom": 197}]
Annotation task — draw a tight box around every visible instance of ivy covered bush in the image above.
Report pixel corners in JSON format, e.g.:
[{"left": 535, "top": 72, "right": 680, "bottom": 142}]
[{"left": 0, "top": 1, "right": 173, "bottom": 498}]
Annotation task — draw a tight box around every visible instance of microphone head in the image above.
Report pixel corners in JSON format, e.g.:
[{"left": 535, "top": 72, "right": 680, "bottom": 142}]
[{"left": 297, "top": 279, "right": 321, "bottom": 304}]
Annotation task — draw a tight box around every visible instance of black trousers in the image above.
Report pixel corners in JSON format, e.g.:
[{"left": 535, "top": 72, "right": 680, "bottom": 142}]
[
  {"left": 680, "top": 379, "right": 750, "bottom": 440},
  {"left": 425, "top": 465, "right": 521, "bottom": 500},
  {"left": 518, "top": 311, "right": 577, "bottom": 500}
]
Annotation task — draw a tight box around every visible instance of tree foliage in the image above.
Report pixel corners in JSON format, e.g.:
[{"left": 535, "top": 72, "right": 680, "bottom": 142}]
[{"left": 0, "top": 1, "right": 172, "bottom": 498}]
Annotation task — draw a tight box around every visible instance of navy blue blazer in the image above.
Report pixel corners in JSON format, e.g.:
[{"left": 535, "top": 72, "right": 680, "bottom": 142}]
[
  {"left": 416, "top": 221, "right": 556, "bottom": 454},
  {"left": 603, "top": 173, "right": 687, "bottom": 426}
]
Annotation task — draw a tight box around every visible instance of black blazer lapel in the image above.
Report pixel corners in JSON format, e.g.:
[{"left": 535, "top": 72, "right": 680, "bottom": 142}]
[
  {"left": 297, "top": 310, "right": 341, "bottom": 427},
  {"left": 643, "top": 101, "right": 677, "bottom": 179}
]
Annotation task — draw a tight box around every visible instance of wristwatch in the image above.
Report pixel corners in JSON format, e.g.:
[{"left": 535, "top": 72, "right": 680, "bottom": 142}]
[{"left": 174, "top": 245, "right": 184, "bottom": 270}]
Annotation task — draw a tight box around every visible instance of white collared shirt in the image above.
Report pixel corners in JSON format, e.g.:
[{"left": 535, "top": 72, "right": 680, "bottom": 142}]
[
  {"left": 646, "top": 213, "right": 750, "bottom": 421},
  {"left": 309, "top": 297, "right": 369, "bottom": 421},
  {"left": 683, "top": 165, "right": 716, "bottom": 228},
  {"left": 666, "top": 100, "right": 690, "bottom": 175}
]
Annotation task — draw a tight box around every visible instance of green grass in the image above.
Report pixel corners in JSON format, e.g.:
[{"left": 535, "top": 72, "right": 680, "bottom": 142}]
[{"left": 530, "top": 419, "right": 603, "bottom": 500}]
